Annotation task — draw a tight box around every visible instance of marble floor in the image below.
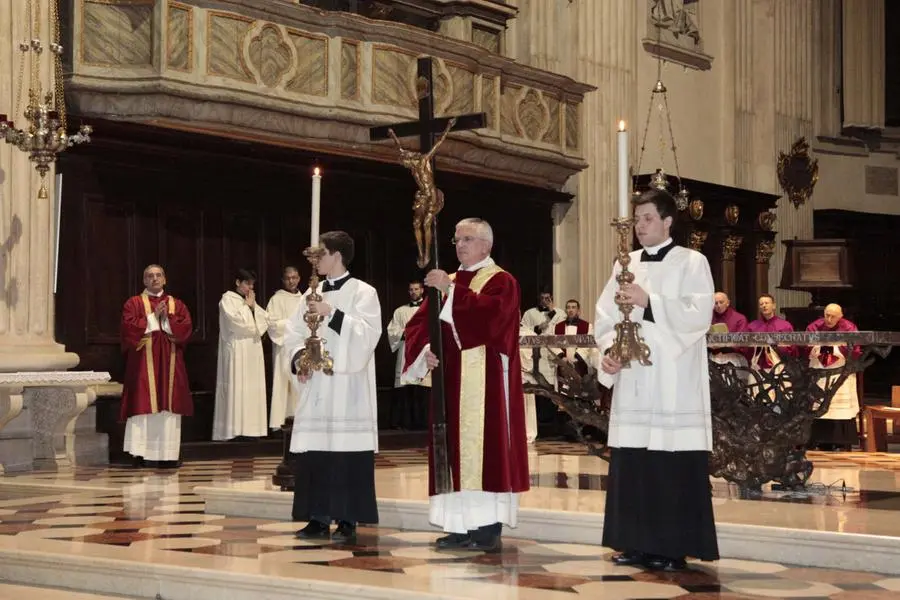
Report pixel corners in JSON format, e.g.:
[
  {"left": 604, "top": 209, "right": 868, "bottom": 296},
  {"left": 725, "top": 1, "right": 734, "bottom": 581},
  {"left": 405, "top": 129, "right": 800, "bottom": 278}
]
[{"left": 1, "top": 442, "right": 900, "bottom": 599}]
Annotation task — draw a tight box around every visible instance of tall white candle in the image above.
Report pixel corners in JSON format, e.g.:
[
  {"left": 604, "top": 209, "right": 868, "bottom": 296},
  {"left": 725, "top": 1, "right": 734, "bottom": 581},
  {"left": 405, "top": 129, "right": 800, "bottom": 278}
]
[
  {"left": 310, "top": 167, "right": 321, "bottom": 247},
  {"left": 617, "top": 120, "right": 629, "bottom": 218}
]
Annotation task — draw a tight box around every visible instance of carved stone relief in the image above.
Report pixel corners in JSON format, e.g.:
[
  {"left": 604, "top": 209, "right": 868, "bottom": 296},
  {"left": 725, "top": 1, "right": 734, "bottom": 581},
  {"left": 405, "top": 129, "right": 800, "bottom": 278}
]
[
  {"left": 248, "top": 24, "right": 292, "bottom": 88},
  {"left": 82, "top": 0, "right": 154, "bottom": 66},
  {"left": 643, "top": 0, "right": 713, "bottom": 71},
  {"left": 167, "top": 2, "right": 193, "bottom": 71}
]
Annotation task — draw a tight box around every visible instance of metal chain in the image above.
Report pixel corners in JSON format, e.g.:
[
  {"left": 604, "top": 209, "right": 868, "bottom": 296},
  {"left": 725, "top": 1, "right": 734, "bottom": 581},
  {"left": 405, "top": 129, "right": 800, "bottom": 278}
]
[
  {"left": 51, "top": 0, "right": 66, "bottom": 129},
  {"left": 15, "top": 0, "right": 33, "bottom": 117}
]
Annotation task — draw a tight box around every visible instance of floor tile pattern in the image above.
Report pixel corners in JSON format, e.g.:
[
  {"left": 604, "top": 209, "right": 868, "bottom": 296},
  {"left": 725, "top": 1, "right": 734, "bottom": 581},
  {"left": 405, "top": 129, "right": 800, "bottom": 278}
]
[{"left": 2, "top": 443, "right": 900, "bottom": 597}]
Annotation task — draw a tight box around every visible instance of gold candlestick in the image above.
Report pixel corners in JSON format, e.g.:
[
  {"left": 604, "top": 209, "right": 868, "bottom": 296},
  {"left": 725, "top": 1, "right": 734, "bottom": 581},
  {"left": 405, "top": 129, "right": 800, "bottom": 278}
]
[
  {"left": 608, "top": 217, "right": 652, "bottom": 368},
  {"left": 293, "top": 246, "right": 334, "bottom": 377}
]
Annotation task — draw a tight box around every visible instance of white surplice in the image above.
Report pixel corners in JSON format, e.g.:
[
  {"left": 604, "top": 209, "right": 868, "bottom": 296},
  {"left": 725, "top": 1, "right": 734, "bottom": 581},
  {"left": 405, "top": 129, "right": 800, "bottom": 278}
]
[
  {"left": 124, "top": 289, "right": 182, "bottom": 460},
  {"left": 212, "top": 291, "right": 269, "bottom": 440},
  {"left": 284, "top": 274, "right": 381, "bottom": 453},
  {"left": 521, "top": 306, "right": 565, "bottom": 386},
  {"left": 518, "top": 322, "right": 538, "bottom": 444},
  {"left": 594, "top": 243, "right": 715, "bottom": 452},
  {"left": 387, "top": 301, "right": 431, "bottom": 388},
  {"left": 404, "top": 256, "right": 521, "bottom": 533},
  {"left": 810, "top": 346, "right": 859, "bottom": 420},
  {"left": 266, "top": 289, "right": 305, "bottom": 429}
]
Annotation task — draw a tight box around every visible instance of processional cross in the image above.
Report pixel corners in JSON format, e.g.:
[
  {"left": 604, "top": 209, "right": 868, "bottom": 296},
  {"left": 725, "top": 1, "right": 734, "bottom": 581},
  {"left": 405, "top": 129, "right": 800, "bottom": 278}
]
[{"left": 370, "top": 57, "right": 486, "bottom": 495}]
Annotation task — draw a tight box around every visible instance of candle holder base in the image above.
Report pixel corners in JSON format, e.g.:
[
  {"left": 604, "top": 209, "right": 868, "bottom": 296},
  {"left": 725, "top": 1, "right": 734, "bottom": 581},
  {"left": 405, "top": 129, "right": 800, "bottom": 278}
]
[{"left": 609, "top": 217, "right": 652, "bottom": 368}]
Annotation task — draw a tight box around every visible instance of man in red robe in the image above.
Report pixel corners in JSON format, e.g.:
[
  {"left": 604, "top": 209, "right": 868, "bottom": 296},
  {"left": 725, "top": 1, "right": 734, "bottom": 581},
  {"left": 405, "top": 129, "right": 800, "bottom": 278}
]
[
  {"left": 120, "top": 264, "right": 193, "bottom": 468},
  {"left": 403, "top": 217, "right": 529, "bottom": 552}
]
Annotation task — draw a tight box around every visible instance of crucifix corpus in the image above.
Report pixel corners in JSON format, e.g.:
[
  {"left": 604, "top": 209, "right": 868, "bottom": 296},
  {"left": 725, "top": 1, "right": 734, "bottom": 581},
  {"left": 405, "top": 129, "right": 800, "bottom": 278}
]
[{"left": 370, "top": 56, "right": 486, "bottom": 495}]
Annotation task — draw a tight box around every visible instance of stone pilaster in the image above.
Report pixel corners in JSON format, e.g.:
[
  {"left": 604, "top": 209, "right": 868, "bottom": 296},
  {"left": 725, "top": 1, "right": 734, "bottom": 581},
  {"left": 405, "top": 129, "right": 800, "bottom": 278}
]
[
  {"left": 841, "top": 0, "right": 885, "bottom": 129},
  {"left": 733, "top": 0, "right": 816, "bottom": 311},
  {"left": 0, "top": 1, "right": 78, "bottom": 371},
  {"left": 507, "top": 0, "right": 636, "bottom": 317}
]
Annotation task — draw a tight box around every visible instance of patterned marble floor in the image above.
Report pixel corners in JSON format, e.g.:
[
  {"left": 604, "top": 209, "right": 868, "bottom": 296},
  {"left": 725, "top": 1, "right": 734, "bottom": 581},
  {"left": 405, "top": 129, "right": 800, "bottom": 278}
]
[{"left": 2, "top": 442, "right": 900, "bottom": 599}]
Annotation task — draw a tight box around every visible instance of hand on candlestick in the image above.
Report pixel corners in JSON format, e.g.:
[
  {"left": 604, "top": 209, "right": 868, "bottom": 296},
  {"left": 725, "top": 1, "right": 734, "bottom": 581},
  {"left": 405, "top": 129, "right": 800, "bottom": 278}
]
[
  {"left": 298, "top": 373, "right": 310, "bottom": 384},
  {"left": 601, "top": 354, "right": 623, "bottom": 375},
  {"left": 619, "top": 283, "right": 649, "bottom": 308},
  {"left": 308, "top": 299, "right": 332, "bottom": 317},
  {"left": 424, "top": 269, "right": 452, "bottom": 294}
]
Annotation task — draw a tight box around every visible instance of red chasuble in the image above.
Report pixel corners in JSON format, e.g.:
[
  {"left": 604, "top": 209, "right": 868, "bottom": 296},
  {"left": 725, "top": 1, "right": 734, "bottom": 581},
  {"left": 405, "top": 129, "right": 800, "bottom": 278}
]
[
  {"left": 554, "top": 318, "right": 590, "bottom": 335},
  {"left": 404, "top": 266, "right": 530, "bottom": 497},
  {"left": 120, "top": 292, "right": 193, "bottom": 421}
]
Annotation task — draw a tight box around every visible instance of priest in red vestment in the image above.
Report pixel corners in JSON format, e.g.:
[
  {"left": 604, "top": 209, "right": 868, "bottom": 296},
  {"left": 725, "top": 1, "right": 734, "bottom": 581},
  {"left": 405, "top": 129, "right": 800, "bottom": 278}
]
[
  {"left": 403, "top": 217, "right": 529, "bottom": 552},
  {"left": 120, "top": 264, "right": 193, "bottom": 468}
]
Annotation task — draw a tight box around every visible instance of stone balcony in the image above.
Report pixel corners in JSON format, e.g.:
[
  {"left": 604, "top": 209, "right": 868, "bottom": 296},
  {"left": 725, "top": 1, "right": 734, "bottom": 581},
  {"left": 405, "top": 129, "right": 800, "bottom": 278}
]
[{"left": 65, "top": 0, "right": 595, "bottom": 190}]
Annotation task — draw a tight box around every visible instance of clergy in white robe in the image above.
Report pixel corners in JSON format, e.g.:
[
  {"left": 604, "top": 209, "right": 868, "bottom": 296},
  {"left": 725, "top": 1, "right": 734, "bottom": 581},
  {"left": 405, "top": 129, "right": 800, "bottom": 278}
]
[
  {"left": 285, "top": 231, "right": 381, "bottom": 543},
  {"left": 806, "top": 304, "right": 861, "bottom": 450},
  {"left": 266, "top": 266, "right": 304, "bottom": 430},
  {"left": 595, "top": 190, "right": 719, "bottom": 570},
  {"left": 212, "top": 269, "right": 269, "bottom": 441},
  {"left": 518, "top": 321, "right": 539, "bottom": 444},
  {"left": 386, "top": 281, "right": 429, "bottom": 430},
  {"left": 520, "top": 291, "right": 565, "bottom": 437}
]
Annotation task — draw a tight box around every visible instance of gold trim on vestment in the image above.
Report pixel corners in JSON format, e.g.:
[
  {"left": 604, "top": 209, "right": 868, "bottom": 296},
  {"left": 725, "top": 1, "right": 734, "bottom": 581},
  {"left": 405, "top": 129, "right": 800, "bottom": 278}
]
[
  {"left": 457, "top": 264, "right": 503, "bottom": 490},
  {"left": 139, "top": 294, "right": 178, "bottom": 414}
]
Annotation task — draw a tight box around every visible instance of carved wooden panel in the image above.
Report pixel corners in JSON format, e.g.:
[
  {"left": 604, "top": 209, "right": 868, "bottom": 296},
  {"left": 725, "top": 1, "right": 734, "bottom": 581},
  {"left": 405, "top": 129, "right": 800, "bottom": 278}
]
[
  {"left": 83, "top": 194, "right": 136, "bottom": 344},
  {"left": 56, "top": 125, "right": 556, "bottom": 434}
]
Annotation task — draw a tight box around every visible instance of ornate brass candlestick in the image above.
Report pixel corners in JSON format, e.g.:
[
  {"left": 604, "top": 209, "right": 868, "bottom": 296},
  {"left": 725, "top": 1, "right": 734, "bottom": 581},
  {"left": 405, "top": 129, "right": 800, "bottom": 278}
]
[
  {"left": 608, "top": 217, "right": 652, "bottom": 368},
  {"left": 294, "top": 245, "right": 334, "bottom": 377}
]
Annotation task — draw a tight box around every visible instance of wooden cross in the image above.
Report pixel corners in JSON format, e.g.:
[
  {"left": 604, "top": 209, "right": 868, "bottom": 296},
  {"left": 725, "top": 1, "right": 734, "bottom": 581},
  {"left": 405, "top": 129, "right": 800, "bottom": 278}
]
[{"left": 369, "top": 56, "right": 486, "bottom": 496}]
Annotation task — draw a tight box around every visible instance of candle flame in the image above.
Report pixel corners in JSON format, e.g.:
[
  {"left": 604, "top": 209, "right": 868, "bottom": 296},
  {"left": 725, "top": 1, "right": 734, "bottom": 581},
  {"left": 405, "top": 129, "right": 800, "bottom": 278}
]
[
  {"left": 618, "top": 120, "right": 626, "bottom": 131},
  {"left": 314, "top": 167, "right": 321, "bottom": 176}
]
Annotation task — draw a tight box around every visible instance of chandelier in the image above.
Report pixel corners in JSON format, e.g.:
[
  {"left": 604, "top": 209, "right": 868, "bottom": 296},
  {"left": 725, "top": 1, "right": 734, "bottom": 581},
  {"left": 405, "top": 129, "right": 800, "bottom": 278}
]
[
  {"left": 634, "top": 46, "right": 690, "bottom": 211},
  {"left": 0, "top": 0, "right": 91, "bottom": 200}
]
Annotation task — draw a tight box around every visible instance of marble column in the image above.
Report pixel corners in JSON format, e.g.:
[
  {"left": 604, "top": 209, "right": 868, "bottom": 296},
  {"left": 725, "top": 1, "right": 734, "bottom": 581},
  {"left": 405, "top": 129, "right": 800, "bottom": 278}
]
[
  {"left": 841, "top": 0, "right": 885, "bottom": 129},
  {"left": 733, "top": 0, "right": 816, "bottom": 310},
  {"left": 508, "top": 0, "right": 637, "bottom": 317},
  {"left": 0, "top": 0, "right": 78, "bottom": 371}
]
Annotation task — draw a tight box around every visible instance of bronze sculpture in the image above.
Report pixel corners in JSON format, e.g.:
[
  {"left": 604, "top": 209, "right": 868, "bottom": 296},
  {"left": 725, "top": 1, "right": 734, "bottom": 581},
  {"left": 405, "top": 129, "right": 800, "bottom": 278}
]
[{"left": 387, "top": 117, "right": 456, "bottom": 269}]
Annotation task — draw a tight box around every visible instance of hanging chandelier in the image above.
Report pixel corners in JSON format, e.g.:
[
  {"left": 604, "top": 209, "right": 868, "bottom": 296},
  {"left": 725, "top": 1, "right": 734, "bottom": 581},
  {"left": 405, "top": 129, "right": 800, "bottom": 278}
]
[
  {"left": 634, "top": 40, "right": 690, "bottom": 211},
  {"left": 0, "top": 0, "right": 91, "bottom": 200}
]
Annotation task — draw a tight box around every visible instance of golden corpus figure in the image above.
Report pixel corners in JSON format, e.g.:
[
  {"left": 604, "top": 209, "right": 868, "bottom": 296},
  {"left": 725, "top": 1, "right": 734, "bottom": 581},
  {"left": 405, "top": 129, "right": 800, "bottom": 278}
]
[
  {"left": 388, "top": 118, "right": 456, "bottom": 269},
  {"left": 608, "top": 217, "right": 652, "bottom": 368},
  {"left": 294, "top": 245, "right": 334, "bottom": 377}
]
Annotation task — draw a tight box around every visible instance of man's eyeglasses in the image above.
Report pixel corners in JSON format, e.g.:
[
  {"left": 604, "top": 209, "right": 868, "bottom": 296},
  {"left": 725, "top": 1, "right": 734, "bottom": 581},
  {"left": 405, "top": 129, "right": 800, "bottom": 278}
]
[{"left": 451, "top": 235, "right": 482, "bottom": 245}]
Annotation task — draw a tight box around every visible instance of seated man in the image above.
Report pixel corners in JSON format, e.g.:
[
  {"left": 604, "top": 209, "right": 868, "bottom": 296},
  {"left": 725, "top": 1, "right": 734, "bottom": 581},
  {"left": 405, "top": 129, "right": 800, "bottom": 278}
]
[
  {"left": 806, "top": 304, "right": 861, "bottom": 451},
  {"left": 709, "top": 292, "right": 748, "bottom": 368}
]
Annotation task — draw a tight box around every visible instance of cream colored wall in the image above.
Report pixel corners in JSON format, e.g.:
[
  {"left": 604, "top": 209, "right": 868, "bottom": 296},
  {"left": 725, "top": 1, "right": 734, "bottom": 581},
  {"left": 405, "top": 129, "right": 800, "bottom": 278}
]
[
  {"left": 507, "top": 0, "right": 873, "bottom": 316},
  {"left": 813, "top": 144, "right": 900, "bottom": 215}
]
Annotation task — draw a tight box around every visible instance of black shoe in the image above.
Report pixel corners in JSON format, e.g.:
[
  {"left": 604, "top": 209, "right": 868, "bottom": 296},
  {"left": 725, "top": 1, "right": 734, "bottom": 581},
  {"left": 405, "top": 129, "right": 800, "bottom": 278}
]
[
  {"left": 461, "top": 534, "right": 502, "bottom": 552},
  {"left": 332, "top": 521, "right": 357, "bottom": 543},
  {"left": 611, "top": 551, "right": 645, "bottom": 566},
  {"left": 294, "top": 520, "right": 331, "bottom": 539},
  {"left": 645, "top": 555, "right": 687, "bottom": 571},
  {"left": 435, "top": 533, "right": 471, "bottom": 549}
]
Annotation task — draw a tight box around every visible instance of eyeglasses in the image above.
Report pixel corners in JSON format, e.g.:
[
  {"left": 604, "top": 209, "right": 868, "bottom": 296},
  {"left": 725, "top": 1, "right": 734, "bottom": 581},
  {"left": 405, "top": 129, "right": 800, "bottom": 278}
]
[{"left": 451, "top": 235, "right": 483, "bottom": 245}]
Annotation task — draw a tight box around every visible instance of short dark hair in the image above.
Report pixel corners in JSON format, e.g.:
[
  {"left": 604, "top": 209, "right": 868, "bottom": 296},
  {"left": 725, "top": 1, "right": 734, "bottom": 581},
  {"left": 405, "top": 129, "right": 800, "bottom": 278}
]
[
  {"left": 758, "top": 293, "right": 776, "bottom": 303},
  {"left": 409, "top": 280, "right": 423, "bottom": 286},
  {"left": 539, "top": 288, "right": 553, "bottom": 298},
  {"left": 283, "top": 265, "right": 299, "bottom": 276},
  {"left": 320, "top": 230, "right": 355, "bottom": 267},
  {"left": 235, "top": 268, "right": 256, "bottom": 283},
  {"left": 566, "top": 299, "right": 580, "bottom": 309},
  {"left": 633, "top": 188, "right": 678, "bottom": 222}
]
